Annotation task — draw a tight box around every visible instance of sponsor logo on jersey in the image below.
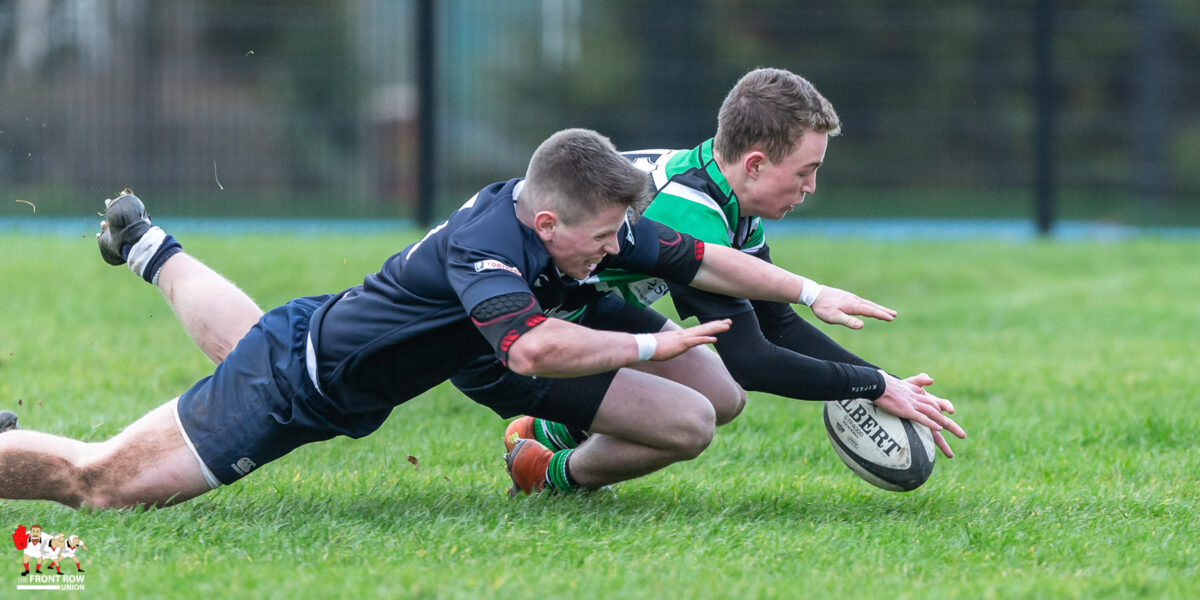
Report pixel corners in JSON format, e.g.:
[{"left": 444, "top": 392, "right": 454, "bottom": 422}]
[
  {"left": 623, "top": 278, "right": 669, "bottom": 308},
  {"left": 474, "top": 260, "right": 522, "bottom": 277}
]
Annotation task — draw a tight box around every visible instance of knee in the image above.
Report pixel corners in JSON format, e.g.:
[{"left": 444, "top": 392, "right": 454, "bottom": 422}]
[
  {"left": 73, "top": 444, "right": 130, "bottom": 509},
  {"left": 669, "top": 399, "right": 716, "bottom": 461},
  {"left": 713, "top": 386, "right": 747, "bottom": 426}
]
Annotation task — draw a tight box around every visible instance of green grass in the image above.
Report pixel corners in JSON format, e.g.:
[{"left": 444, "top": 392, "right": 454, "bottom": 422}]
[{"left": 2, "top": 232, "right": 1198, "bottom": 598}]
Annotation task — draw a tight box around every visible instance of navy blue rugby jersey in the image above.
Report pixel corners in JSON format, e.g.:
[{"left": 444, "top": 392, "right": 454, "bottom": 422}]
[{"left": 307, "top": 178, "right": 705, "bottom": 414}]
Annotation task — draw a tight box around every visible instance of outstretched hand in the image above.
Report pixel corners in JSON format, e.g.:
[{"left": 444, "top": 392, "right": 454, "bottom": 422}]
[
  {"left": 873, "top": 372, "right": 966, "bottom": 458},
  {"left": 809, "top": 286, "right": 897, "bottom": 329},
  {"left": 650, "top": 319, "right": 731, "bottom": 361}
]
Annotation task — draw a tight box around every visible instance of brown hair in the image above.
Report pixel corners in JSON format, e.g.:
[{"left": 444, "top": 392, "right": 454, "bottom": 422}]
[
  {"left": 714, "top": 68, "right": 841, "bottom": 164},
  {"left": 523, "top": 128, "right": 650, "bottom": 224}
]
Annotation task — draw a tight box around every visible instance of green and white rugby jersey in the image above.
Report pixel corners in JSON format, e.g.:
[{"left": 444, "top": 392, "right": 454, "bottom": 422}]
[{"left": 585, "top": 139, "right": 765, "bottom": 307}]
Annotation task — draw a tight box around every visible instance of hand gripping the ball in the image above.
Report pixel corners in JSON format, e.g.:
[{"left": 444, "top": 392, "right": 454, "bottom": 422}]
[{"left": 873, "top": 372, "right": 966, "bottom": 458}]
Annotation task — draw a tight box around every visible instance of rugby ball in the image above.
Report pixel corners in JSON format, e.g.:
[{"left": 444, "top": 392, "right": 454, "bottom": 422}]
[{"left": 823, "top": 398, "right": 936, "bottom": 492}]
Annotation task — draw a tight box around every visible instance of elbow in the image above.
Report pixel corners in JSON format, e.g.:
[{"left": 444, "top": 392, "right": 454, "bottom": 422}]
[{"left": 505, "top": 337, "right": 552, "bottom": 376}]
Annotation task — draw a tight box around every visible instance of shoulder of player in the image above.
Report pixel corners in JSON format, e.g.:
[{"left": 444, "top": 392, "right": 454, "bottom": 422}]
[{"left": 446, "top": 186, "right": 539, "bottom": 263}]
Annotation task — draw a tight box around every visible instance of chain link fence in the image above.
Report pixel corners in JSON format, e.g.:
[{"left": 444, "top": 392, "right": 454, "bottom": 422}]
[{"left": 2, "top": 0, "right": 1197, "bottom": 226}]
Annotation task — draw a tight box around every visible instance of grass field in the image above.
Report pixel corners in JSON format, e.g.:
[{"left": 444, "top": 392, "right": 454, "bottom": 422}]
[{"left": 2, "top": 230, "right": 1198, "bottom": 599}]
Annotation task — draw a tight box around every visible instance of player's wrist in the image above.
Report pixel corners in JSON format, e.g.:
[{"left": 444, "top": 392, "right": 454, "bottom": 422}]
[
  {"left": 633, "top": 333, "right": 658, "bottom": 361},
  {"left": 797, "top": 278, "right": 824, "bottom": 306}
]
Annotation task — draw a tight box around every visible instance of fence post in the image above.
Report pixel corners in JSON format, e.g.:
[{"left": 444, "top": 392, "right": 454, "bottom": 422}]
[
  {"left": 416, "top": 0, "right": 437, "bottom": 227},
  {"left": 1034, "top": 0, "right": 1056, "bottom": 236},
  {"left": 1134, "top": 0, "right": 1169, "bottom": 209}
]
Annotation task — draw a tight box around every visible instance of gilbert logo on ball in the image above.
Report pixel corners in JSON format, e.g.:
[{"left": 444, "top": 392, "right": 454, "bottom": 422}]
[{"left": 823, "top": 398, "right": 936, "bottom": 492}]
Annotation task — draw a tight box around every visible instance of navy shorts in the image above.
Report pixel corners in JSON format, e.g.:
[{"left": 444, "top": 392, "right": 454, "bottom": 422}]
[
  {"left": 450, "top": 294, "right": 669, "bottom": 431},
  {"left": 176, "top": 294, "right": 391, "bottom": 486}
]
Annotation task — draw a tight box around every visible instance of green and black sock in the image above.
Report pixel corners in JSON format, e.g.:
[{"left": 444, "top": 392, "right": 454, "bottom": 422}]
[
  {"left": 544, "top": 449, "right": 579, "bottom": 491},
  {"left": 533, "top": 419, "right": 588, "bottom": 451}
]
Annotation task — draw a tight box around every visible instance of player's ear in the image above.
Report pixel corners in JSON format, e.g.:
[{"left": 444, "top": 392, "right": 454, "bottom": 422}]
[
  {"left": 532, "top": 210, "right": 558, "bottom": 241},
  {"left": 743, "top": 151, "right": 766, "bottom": 180}
]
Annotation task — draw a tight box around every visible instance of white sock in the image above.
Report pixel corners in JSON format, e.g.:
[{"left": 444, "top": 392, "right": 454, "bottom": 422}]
[{"left": 126, "top": 226, "right": 167, "bottom": 279}]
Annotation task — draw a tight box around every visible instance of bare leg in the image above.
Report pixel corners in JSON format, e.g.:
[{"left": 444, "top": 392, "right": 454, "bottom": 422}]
[
  {"left": 628, "top": 320, "right": 746, "bottom": 425},
  {"left": 151, "top": 253, "right": 263, "bottom": 364},
  {"left": 567, "top": 369, "right": 716, "bottom": 487},
  {"left": 0, "top": 398, "right": 213, "bottom": 509}
]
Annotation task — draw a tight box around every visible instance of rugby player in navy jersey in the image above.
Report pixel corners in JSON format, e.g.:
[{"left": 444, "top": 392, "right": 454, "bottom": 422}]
[{"left": 0, "top": 128, "right": 898, "bottom": 507}]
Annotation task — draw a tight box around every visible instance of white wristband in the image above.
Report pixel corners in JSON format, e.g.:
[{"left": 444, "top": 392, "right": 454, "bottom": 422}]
[
  {"left": 798, "top": 280, "right": 825, "bottom": 306},
  {"left": 633, "top": 333, "right": 658, "bottom": 361}
]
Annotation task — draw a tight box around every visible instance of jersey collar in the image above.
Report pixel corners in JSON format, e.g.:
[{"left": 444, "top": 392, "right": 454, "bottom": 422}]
[{"left": 699, "top": 138, "right": 738, "bottom": 209}]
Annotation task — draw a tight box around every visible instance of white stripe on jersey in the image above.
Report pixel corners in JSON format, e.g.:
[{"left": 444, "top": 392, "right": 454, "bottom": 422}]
[
  {"left": 661, "top": 181, "right": 732, "bottom": 239},
  {"left": 741, "top": 239, "right": 766, "bottom": 254},
  {"left": 623, "top": 148, "right": 683, "bottom": 190}
]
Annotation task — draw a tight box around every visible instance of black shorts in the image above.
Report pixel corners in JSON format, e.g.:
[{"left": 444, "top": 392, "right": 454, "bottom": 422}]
[
  {"left": 450, "top": 293, "right": 668, "bottom": 430},
  {"left": 176, "top": 294, "right": 392, "bottom": 486}
]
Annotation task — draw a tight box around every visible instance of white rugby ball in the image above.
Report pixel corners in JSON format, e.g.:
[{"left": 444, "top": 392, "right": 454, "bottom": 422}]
[{"left": 823, "top": 398, "right": 936, "bottom": 492}]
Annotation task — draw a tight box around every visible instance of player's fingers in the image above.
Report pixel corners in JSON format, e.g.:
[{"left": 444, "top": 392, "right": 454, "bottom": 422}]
[
  {"left": 856, "top": 301, "right": 896, "bottom": 321},
  {"left": 883, "top": 397, "right": 942, "bottom": 432},
  {"left": 856, "top": 294, "right": 897, "bottom": 316},
  {"left": 940, "top": 414, "right": 966, "bottom": 439},
  {"left": 906, "top": 373, "right": 934, "bottom": 388},
  {"left": 916, "top": 401, "right": 965, "bottom": 438},
  {"left": 938, "top": 397, "right": 955, "bottom": 414},
  {"left": 842, "top": 315, "right": 864, "bottom": 330},
  {"left": 916, "top": 388, "right": 956, "bottom": 416},
  {"left": 932, "top": 430, "right": 954, "bottom": 459},
  {"left": 905, "top": 409, "right": 943, "bottom": 433},
  {"left": 692, "top": 319, "right": 731, "bottom": 335},
  {"left": 685, "top": 334, "right": 718, "bottom": 347}
]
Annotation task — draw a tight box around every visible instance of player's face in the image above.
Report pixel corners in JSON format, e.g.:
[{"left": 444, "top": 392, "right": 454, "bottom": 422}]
[
  {"left": 740, "top": 131, "right": 828, "bottom": 220},
  {"left": 542, "top": 203, "right": 627, "bottom": 280}
]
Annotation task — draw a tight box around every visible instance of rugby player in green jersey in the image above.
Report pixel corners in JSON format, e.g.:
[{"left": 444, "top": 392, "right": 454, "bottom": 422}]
[{"left": 504, "top": 68, "right": 965, "bottom": 475}]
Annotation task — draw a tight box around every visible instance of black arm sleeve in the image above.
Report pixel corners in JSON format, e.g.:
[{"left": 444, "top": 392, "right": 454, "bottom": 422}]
[
  {"left": 469, "top": 292, "right": 547, "bottom": 366},
  {"left": 712, "top": 309, "right": 886, "bottom": 401},
  {"left": 747, "top": 245, "right": 879, "bottom": 369}
]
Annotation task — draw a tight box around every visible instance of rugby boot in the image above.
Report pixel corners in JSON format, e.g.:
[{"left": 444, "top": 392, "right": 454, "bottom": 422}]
[
  {"left": 97, "top": 189, "right": 152, "bottom": 266},
  {"left": 504, "top": 438, "right": 552, "bottom": 497},
  {"left": 504, "top": 417, "right": 536, "bottom": 452},
  {"left": 503, "top": 416, "right": 585, "bottom": 452},
  {"left": 0, "top": 409, "right": 18, "bottom": 433}
]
